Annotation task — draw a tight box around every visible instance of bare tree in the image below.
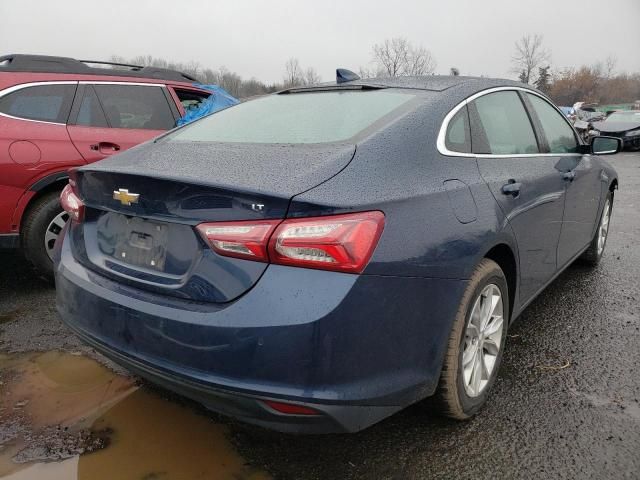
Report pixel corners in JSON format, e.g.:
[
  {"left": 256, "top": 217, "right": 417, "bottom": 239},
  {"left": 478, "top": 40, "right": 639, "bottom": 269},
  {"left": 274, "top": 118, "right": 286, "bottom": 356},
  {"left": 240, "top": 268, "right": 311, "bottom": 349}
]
[
  {"left": 284, "top": 58, "right": 304, "bottom": 88},
  {"left": 358, "top": 66, "right": 381, "bottom": 79},
  {"left": 604, "top": 55, "right": 617, "bottom": 78},
  {"left": 372, "top": 38, "right": 409, "bottom": 77},
  {"left": 371, "top": 37, "right": 436, "bottom": 77},
  {"left": 511, "top": 34, "right": 550, "bottom": 84},
  {"left": 217, "top": 66, "right": 242, "bottom": 97},
  {"left": 304, "top": 67, "right": 321, "bottom": 85},
  {"left": 405, "top": 45, "right": 436, "bottom": 75}
]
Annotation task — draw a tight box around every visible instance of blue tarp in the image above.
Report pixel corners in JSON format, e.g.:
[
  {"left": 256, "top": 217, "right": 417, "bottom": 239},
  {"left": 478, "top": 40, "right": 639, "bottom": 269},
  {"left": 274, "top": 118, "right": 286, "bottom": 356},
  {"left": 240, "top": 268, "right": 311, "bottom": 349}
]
[{"left": 176, "top": 84, "right": 239, "bottom": 126}]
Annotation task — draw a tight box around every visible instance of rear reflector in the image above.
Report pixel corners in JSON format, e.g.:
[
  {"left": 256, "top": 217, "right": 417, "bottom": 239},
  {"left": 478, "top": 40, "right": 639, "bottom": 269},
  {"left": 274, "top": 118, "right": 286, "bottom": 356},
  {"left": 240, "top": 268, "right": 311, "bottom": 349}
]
[
  {"left": 262, "top": 400, "right": 321, "bottom": 416},
  {"left": 269, "top": 211, "right": 385, "bottom": 273},
  {"left": 60, "top": 184, "right": 85, "bottom": 222},
  {"left": 196, "top": 211, "right": 384, "bottom": 273},
  {"left": 196, "top": 220, "right": 280, "bottom": 262}
]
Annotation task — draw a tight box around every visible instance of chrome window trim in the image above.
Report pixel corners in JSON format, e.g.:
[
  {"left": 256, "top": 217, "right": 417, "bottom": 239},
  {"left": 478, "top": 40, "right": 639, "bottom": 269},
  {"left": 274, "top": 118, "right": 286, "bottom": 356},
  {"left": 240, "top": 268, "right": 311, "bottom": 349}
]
[
  {"left": 0, "top": 81, "right": 78, "bottom": 125},
  {"left": 437, "top": 85, "right": 583, "bottom": 158},
  {"left": 0, "top": 80, "right": 168, "bottom": 125},
  {"left": 79, "top": 81, "right": 166, "bottom": 87}
]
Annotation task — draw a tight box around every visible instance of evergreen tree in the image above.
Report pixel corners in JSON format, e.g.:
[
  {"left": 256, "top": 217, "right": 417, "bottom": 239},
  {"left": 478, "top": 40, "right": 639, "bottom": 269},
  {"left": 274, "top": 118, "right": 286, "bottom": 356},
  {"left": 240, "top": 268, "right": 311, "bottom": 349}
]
[{"left": 535, "top": 66, "right": 551, "bottom": 92}]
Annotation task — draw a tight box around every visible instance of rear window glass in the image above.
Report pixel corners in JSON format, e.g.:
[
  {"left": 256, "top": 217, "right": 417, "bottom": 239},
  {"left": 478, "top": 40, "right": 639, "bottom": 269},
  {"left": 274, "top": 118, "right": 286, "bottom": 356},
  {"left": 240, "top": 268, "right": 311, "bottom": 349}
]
[
  {"left": 445, "top": 106, "right": 471, "bottom": 153},
  {"left": 168, "top": 90, "right": 415, "bottom": 144},
  {"left": 93, "top": 85, "right": 175, "bottom": 130},
  {"left": 0, "top": 84, "right": 76, "bottom": 123}
]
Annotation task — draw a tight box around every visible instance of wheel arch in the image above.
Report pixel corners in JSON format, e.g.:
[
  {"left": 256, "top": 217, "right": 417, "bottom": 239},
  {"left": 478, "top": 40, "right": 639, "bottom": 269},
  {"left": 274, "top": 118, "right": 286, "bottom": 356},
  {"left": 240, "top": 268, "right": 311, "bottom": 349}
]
[
  {"left": 19, "top": 174, "right": 69, "bottom": 235},
  {"left": 483, "top": 243, "right": 517, "bottom": 323},
  {"left": 609, "top": 178, "right": 618, "bottom": 193}
]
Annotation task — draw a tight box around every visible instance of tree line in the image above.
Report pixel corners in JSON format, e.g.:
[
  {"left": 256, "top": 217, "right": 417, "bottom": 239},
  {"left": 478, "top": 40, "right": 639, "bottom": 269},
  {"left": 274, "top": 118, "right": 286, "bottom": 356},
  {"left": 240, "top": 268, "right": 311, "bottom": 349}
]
[
  {"left": 511, "top": 34, "right": 640, "bottom": 106},
  {"left": 109, "top": 54, "right": 281, "bottom": 98},
  {"left": 111, "top": 35, "right": 639, "bottom": 105}
]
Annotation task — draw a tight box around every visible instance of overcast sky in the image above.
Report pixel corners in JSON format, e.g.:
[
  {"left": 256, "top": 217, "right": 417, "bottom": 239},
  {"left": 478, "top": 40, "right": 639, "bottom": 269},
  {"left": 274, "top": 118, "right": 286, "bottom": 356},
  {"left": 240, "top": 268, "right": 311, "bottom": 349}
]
[{"left": 2, "top": 0, "right": 639, "bottom": 84}]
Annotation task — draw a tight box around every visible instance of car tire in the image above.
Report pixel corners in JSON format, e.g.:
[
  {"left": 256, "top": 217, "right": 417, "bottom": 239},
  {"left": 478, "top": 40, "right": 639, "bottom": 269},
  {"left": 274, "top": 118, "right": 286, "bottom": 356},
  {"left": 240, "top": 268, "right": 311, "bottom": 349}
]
[
  {"left": 434, "top": 258, "right": 509, "bottom": 419},
  {"left": 21, "top": 190, "right": 67, "bottom": 282},
  {"left": 580, "top": 191, "right": 613, "bottom": 267}
]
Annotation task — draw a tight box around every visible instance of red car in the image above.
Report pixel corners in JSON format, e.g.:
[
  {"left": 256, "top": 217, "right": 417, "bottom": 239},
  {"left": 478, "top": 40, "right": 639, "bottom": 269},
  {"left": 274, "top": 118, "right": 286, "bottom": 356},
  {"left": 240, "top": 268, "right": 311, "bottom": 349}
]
[{"left": 0, "top": 54, "right": 212, "bottom": 278}]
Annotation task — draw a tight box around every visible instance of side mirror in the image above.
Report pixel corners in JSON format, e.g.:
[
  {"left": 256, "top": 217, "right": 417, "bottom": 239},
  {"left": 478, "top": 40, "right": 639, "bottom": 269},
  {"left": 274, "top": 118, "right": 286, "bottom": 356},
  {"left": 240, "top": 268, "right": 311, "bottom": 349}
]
[{"left": 591, "top": 136, "right": 621, "bottom": 155}]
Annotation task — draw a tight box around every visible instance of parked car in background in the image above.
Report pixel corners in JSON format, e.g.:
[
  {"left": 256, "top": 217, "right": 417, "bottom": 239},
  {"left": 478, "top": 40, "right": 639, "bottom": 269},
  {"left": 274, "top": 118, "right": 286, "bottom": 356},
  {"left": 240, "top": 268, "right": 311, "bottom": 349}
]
[
  {"left": 0, "top": 54, "right": 214, "bottom": 278},
  {"left": 56, "top": 73, "right": 620, "bottom": 433},
  {"left": 559, "top": 106, "right": 576, "bottom": 122},
  {"left": 590, "top": 110, "right": 640, "bottom": 150},
  {"left": 572, "top": 105, "right": 607, "bottom": 142}
]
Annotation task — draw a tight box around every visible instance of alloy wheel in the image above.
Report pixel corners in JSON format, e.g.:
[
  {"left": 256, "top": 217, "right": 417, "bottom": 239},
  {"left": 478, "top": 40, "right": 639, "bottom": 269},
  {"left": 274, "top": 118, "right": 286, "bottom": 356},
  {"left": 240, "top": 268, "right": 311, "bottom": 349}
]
[
  {"left": 462, "top": 284, "right": 504, "bottom": 397},
  {"left": 44, "top": 211, "right": 69, "bottom": 261},
  {"left": 597, "top": 199, "right": 611, "bottom": 255}
]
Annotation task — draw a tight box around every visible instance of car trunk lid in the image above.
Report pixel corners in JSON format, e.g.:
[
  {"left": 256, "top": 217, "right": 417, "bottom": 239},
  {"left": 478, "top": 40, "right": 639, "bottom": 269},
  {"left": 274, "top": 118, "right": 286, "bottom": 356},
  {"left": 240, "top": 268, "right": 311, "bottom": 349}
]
[{"left": 69, "top": 141, "right": 355, "bottom": 303}]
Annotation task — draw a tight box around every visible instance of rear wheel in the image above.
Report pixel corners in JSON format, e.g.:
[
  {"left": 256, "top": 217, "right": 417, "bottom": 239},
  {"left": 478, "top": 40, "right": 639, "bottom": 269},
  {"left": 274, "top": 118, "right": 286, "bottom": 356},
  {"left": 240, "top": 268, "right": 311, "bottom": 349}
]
[
  {"left": 581, "top": 192, "right": 612, "bottom": 266},
  {"left": 21, "top": 190, "right": 67, "bottom": 281},
  {"left": 435, "top": 259, "right": 509, "bottom": 419}
]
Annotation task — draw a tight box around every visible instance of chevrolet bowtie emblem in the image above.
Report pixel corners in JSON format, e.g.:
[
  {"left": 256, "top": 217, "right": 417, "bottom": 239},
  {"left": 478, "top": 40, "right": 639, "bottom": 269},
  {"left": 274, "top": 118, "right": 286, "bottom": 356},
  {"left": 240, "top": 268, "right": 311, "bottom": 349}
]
[{"left": 113, "top": 188, "right": 140, "bottom": 206}]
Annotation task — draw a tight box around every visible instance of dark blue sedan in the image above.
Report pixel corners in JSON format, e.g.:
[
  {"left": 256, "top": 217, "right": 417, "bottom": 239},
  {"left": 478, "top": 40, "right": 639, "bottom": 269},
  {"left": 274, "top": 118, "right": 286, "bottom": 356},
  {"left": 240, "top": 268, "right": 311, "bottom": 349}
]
[{"left": 55, "top": 75, "right": 620, "bottom": 433}]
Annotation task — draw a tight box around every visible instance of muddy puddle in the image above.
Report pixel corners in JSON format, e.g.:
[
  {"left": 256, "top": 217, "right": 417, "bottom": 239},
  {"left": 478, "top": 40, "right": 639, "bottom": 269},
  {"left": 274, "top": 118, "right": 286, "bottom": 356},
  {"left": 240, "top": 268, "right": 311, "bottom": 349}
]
[{"left": 0, "top": 351, "right": 269, "bottom": 479}]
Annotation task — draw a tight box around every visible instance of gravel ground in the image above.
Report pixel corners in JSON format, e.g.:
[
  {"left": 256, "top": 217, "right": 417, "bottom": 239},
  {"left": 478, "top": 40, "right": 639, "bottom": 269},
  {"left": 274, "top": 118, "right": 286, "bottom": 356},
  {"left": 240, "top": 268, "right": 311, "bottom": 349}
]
[{"left": 1, "top": 151, "right": 639, "bottom": 479}]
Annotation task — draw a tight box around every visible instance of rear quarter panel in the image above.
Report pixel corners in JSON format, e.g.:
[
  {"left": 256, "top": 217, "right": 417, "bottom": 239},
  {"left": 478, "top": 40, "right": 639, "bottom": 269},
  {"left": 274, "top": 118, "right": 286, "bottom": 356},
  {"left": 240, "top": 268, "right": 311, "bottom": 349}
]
[
  {"left": 288, "top": 94, "right": 517, "bottom": 281},
  {"left": 0, "top": 117, "right": 85, "bottom": 233}
]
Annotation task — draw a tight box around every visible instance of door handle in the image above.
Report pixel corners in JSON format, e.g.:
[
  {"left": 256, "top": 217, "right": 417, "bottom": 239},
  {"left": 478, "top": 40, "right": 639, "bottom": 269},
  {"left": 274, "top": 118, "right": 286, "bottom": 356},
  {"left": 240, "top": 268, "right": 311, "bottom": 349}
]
[
  {"left": 501, "top": 180, "right": 522, "bottom": 197},
  {"left": 563, "top": 171, "right": 576, "bottom": 182},
  {"left": 90, "top": 142, "right": 121, "bottom": 154}
]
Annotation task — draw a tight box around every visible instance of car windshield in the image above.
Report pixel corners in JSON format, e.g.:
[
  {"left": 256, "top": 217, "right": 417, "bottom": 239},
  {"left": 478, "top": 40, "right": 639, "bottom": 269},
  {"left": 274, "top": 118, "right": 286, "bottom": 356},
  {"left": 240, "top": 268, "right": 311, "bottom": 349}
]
[
  {"left": 168, "top": 90, "right": 415, "bottom": 144},
  {"left": 607, "top": 112, "right": 640, "bottom": 122}
]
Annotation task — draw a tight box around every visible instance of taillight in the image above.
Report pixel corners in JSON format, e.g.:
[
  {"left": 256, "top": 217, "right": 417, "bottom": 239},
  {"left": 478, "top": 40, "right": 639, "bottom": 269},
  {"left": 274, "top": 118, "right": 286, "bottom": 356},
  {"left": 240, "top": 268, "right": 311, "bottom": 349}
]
[
  {"left": 196, "top": 211, "right": 384, "bottom": 273},
  {"left": 196, "top": 220, "right": 280, "bottom": 262},
  {"left": 269, "top": 211, "right": 385, "bottom": 273},
  {"left": 60, "top": 184, "right": 85, "bottom": 222}
]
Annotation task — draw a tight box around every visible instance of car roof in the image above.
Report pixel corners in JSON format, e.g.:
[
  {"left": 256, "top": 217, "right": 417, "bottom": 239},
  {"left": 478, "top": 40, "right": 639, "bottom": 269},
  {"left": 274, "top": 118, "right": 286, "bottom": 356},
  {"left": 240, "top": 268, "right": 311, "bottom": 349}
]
[
  {"left": 348, "top": 75, "right": 525, "bottom": 91},
  {"left": 281, "top": 75, "right": 539, "bottom": 99},
  {"left": 0, "top": 54, "right": 201, "bottom": 84}
]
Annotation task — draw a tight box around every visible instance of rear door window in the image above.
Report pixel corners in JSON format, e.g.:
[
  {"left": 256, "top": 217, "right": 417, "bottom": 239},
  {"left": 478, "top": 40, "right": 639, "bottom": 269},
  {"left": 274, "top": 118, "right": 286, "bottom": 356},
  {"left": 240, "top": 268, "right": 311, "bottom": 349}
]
[
  {"left": 0, "top": 84, "right": 76, "bottom": 123},
  {"left": 93, "top": 85, "right": 175, "bottom": 130},
  {"left": 75, "top": 86, "right": 109, "bottom": 128},
  {"left": 525, "top": 93, "right": 579, "bottom": 153},
  {"left": 470, "top": 91, "right": 539, "bottom": 155}
]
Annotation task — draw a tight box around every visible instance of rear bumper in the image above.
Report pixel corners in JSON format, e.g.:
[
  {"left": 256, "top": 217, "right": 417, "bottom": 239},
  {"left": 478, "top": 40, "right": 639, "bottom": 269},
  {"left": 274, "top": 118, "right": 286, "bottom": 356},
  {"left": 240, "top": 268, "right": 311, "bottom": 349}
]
[{"left": 55, "top": 234, "right": 467, "bottom": 433}]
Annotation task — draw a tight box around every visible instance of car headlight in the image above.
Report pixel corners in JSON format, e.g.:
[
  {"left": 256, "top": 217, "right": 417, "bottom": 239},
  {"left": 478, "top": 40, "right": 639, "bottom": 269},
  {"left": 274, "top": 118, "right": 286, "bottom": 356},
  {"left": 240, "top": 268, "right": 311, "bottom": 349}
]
[{"left": 625, "top": 129, "right": 640, "bottom": 137}]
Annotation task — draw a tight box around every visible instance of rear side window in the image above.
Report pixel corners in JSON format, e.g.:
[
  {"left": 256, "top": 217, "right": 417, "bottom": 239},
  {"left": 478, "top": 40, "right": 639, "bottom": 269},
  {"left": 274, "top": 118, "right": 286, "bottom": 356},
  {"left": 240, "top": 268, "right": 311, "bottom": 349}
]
[
  {"left": 445, "top": 106, "right": 471, "bottom": 153},
  {"left": 525, "top": 93, "right": 579, "bottom": 153},
  {"left": 0, "top": 84, "right": 75, "bottom": 123},
  {"left": 471, "top": 91, "right": 539, "bottom": 155},
  {"left": 76, "top": 86, "right": 109, "bottom": 128},
  {"left": 169, "top": 91, "right": 415, "bottom": 144},
  {"left": 93, "top": 85, "right": 175, "bottom": 130},
  {"left": 174, "top": 89, "right": 211, "bottom": 113}
]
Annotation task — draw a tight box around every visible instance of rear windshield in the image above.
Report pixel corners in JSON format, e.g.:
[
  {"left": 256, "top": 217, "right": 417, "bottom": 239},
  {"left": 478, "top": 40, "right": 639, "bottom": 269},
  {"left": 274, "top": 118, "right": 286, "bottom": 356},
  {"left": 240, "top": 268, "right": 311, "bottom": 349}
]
[{"left": 168, "top": 90, "right": 415, "bottom": 144}]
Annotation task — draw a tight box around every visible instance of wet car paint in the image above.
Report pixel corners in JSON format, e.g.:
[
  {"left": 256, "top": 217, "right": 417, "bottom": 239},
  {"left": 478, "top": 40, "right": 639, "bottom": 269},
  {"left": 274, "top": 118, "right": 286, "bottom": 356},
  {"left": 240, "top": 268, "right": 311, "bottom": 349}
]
[
  {"left": 1, "top": 151, "right": 638, "bottom": 478},
  {"left": 56, "top": 79, "right": 618, "bottom": 433}
]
